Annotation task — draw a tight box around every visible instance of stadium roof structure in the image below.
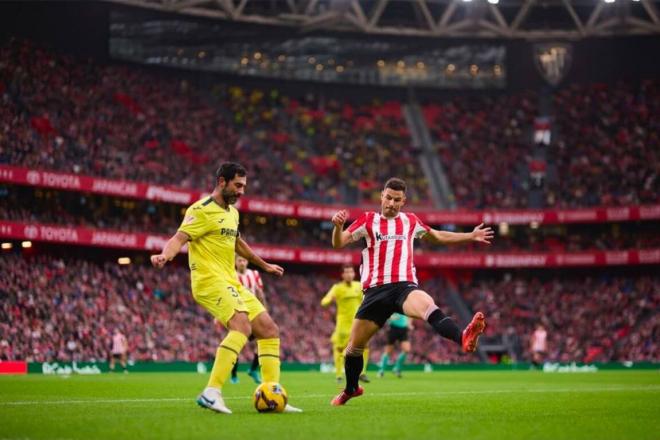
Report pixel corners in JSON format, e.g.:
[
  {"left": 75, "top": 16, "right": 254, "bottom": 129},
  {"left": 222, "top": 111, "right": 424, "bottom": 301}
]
[{"left": 108, "top": 0, "right": 660, "bottom": 40}]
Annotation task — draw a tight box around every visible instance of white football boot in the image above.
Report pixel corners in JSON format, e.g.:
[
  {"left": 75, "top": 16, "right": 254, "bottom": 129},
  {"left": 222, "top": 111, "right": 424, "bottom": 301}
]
[
  {"left": 283, "top": 403, "right": 303, "bottom": 413},
  {"left": 196, "top": 387, "right": 232, "bottom": 414}
]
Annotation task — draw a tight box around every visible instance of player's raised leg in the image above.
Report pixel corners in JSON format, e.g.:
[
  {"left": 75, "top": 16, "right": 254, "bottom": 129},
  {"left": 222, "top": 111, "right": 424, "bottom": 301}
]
[
  {"left": 198, "top": 312, "right": 251, "bottom": 414},
  {"left": 251, "top": 311, "right": 302, "bottom": 413},
  {"left": 403, "top": 290, "right": 485, "bottom": 353},
  {"left": 331, "top": 318, "right": 380, "bottom": 406}
]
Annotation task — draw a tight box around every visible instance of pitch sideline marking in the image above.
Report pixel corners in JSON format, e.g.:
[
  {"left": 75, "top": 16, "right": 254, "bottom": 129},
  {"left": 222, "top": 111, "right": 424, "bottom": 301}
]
[{"left": 1, "top": 386, "right": 659, "bottom": 406}]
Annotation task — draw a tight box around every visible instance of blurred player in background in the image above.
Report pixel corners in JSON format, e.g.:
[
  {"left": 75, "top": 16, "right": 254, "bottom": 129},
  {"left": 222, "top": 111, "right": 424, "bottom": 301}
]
[
  {"left": 109, "top": 328, "right": 128, "bottom": 373},
  {"left": 321, "top": 264, "right": 370, "bottom": 384},
  {"left": 151, "top": 162, "right": 301, "bottom": 414},
  {"left": 530, "top": 323, "right": 547, "bottom": 368},
  {"left": 377, "top": 313, "right": 413, "bottom": 378},
  {"left": 330, "top": 177, "right": 493, "bottom": 406},
  {"left": 230, "top": 255, "right": 264, "bottom": 384}
]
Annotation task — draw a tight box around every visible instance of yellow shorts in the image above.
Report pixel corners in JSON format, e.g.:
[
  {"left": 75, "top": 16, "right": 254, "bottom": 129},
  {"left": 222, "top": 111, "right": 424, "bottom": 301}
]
[
  {"left": 192, "top": 277, "right": 266, "bottom": 327},
  {"left": 331, "top": 328, "right": 351, "bottom": 348}
]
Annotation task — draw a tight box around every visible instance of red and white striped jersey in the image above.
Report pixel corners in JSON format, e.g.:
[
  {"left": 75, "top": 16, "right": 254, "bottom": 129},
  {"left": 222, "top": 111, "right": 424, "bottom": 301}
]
[
  {"left": 347, "top": 212, "right": 431, "bottom": 290},
  {"left": 237, "top": 269, "right": 263, "bottom": 295}
]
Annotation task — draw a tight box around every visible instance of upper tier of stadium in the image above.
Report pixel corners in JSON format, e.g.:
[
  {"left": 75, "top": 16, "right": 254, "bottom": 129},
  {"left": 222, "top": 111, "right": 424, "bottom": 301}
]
[{"left": 2, "top": 39, "right": 658, "bottom": 210}]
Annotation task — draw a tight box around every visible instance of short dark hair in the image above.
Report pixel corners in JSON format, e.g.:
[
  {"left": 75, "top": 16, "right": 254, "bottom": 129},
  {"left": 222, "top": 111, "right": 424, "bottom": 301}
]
[
  {"left": 384, "top": 177, "right": 406, "bottom": 193},
  {"left": 341, "top": 264, "right": 354, "bottom": 271},
  {"left": 215, "top": 162, "right": 247, "bottom": 183}
]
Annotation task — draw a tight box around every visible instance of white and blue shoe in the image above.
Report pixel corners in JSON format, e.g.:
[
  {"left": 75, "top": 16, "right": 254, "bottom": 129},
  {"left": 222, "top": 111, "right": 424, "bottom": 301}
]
[{"left": 196, "top": 387, "right": 232, "bottom": 414}]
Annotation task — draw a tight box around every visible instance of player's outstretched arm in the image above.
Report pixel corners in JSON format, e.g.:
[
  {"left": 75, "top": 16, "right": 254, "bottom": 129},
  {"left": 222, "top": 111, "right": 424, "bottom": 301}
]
[
  {"left": 235, "top": 236, "right": 284, "bottom": 277},
  {"left": 320, "top": 288, "right": 336, "bottom": 307},
  {"left": 331, "top": 209, "right": 355, "bottom": 249},
  {"left": 424, "top": 223, "right": 494, "bottom": 246},
  {"left": 150, "top": 231, "right": 189, "bottom": 268}
]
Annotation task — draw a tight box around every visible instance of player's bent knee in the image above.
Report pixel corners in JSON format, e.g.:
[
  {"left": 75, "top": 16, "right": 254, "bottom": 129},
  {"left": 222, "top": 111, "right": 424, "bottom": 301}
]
[
  {"left": 345, "top": 345, "right": 364, "bottom": 357},
  {"left": 227, "top": 312, "right": 252, "bottom": 336},
  {"left": 252, "top": 314, "right": 279, "bottom": 339}
]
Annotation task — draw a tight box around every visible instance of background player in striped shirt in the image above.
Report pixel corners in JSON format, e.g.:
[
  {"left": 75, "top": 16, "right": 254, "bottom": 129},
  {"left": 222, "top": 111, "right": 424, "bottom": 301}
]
[
  {"left": 377, "top": 313, "right": 413, "bottom": 378},
  {"left": 329, "top": 177, "right": 494, "bottom": 405},
  {"left": 230, "top": 255, "right": 265, "bottom": 384},
  {"left": 109, "top": 328, "right": 128, "bottom": 373},
  {"left": 321, "top": 264, "right": 370, "bottom": 384}
]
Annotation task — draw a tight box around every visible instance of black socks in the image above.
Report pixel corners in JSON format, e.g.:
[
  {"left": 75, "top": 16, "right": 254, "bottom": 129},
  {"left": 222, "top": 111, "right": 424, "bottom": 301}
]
[{"left": 427, "top": 309, "right": 462, "bottom": 345}]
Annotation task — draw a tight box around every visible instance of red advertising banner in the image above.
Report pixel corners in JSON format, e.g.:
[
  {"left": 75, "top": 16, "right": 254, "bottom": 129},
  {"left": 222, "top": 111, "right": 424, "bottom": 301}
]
[
  {"left": 1, "top": 165, "right": 659, "bottom": 225},
  {"left": 2, "top": 221, "right": 659, "bottom": 268},
  {"left": 0, "top": 361, "right": 28, "bottom": 375}
]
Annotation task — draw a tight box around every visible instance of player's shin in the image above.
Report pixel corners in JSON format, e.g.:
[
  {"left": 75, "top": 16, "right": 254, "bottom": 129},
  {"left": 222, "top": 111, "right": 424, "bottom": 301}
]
[
  {"left": 344, "top": 346, "right": 364, "bottom": 393},
  {"left": 257, "top": 338, "right": 281, "bottom": 383},
  {"left": 361, "top": 348, "right": 369, "bottom": 374},
  {"left": 334, "top": 344, "right": 344, "bottom": 379},
  {"left": 425, "top": 305, "right": 462, "bottom": 345},
  {"left": 208, "top": 331, "right": 248, "bottom": 389},
  {"left": 394, "top": 352, "right": 407, "bottom": 371},
  {"left": 379, "top": 353, "right": 390, "bottom": 371}
]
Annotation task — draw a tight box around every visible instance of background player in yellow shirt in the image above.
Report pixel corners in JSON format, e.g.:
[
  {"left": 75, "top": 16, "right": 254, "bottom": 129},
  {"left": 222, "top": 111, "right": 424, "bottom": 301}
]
[
  {"left": 151, "top": 162, "right": 301, "bottom": 414},
  {"left": 321, "top": 264, "right": 370, "bottom": 384}
]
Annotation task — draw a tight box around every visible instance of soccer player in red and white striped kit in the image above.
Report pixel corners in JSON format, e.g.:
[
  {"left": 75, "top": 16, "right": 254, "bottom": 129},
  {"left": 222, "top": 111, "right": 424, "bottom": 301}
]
[{"left": 330, "top": 178, "right": 494, "bottom": 405}]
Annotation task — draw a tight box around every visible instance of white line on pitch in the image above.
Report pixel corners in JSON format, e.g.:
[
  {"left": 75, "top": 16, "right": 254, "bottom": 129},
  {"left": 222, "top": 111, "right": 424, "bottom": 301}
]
[{"left": 1, "top": 386, "right": 659, "bottom": 406}]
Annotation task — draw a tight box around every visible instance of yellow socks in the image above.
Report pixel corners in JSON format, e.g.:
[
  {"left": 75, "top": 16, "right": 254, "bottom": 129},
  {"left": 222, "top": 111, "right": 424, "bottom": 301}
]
[
  {"left": 362, "top": 348, "right": 370, "bottom": 375},
  {"left": 334, "top": 344, "right": 345, "bottom": 379},
  {"left": 257, "top": 338, "right": 281, "bottom": 383},
  {"left": 207, "top": 330, "right": 248, "bottom": 389}
]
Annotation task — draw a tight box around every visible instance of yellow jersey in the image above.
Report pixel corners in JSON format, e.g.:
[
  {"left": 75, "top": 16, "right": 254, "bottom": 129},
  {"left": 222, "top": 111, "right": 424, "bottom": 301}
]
[
  {"left": 177, "top": 196, "right": 240, "bottom": 288},
  {"left": 321, "top": 281, "right": 363, "bottom": 330}
]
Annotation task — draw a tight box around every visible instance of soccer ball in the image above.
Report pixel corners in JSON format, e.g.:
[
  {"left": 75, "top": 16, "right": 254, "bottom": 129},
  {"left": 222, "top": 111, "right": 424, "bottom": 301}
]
[{"left": 253, "top": 382, "right": 288, "bottom": 413}]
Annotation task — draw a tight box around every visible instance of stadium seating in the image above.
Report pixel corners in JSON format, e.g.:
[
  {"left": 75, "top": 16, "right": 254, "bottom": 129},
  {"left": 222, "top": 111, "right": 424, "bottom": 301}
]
[{"left": 1, "top": 254, "right": 657, "bottom": 363}]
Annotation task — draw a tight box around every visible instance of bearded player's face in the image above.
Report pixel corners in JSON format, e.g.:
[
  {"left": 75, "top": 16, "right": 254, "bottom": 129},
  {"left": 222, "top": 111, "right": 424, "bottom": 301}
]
[
  {"left": 381, "top": 188, "right": 406, "bottom": 218},
  {"left": 220, "top": 175, "right": 246, "bottom": 205}
]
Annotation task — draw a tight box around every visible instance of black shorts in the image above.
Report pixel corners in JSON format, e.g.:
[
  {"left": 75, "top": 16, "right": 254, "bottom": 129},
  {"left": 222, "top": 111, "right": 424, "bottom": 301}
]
[
  {"left": 111, "top": 353, "right": 124, "bottom": 359},
  {"left": 355, "top": 282, "right": 418, "bottom": 327},
  {"left": 387, "top": 326, "right": 409, "bottom": 345}
]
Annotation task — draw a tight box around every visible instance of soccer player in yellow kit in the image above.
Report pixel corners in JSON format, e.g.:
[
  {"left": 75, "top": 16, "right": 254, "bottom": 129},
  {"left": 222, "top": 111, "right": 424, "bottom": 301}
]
[
  {"left": 151, "top": 162, "right": 301, "bottom": 414},
  {"left": 321, "top": 265, "right": 370, "bottom": 384}
]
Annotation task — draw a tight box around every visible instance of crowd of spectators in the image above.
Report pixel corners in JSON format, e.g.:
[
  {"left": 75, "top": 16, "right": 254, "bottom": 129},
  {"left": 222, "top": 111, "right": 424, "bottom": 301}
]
[
  {"left": 548, "top": 81, "right": 659, "bottom": 207},
  {"left": 2, "top": 39, "right": 657, "bottom": 209},
  {"left": 1, "top": 253, "right": 656, "bottom": 365},
  {"left": 459, "top": 273, "right": 658, "bottom": 363},
  {"left": 0, "top": 39, "right": 429, "bottom": 206},
  {"left": 424, "top": 80, "right": 659, "bottom": 209},
  {"left": 423, "top": 93, "right": 538, "bottom": 209}
]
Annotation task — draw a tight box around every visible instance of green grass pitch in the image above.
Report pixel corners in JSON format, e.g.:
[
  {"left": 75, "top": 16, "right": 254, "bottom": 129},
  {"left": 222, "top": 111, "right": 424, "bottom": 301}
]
[{"left": 1, "top": 371, "right": 658, "bottom": 440}]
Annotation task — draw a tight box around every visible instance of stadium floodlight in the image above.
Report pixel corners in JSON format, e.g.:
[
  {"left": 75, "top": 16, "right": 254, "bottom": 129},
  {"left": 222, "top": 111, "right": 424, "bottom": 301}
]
[
  {"left": 1, "top": 242, "right": 12, "bottom": 250},
  {"left": 488, "top": 0, "right": 499, "bottom": 4},
  {"left": 21, "top": 241, "right": 32, "bottom": 248},
  {"left": 118, "top": 257, "right": 131, "bottom": 265},
  {"left": 461, "top": 0, "right": 472, "bottom": 2},
  {"left": 603, "top": 0, "right": 615, "bottom": 3}
]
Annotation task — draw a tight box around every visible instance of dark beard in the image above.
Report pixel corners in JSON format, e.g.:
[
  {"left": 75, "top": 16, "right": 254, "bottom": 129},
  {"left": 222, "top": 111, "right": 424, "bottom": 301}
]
[{"left": 222, "top": 189, "right": 238, "bottom": 204}]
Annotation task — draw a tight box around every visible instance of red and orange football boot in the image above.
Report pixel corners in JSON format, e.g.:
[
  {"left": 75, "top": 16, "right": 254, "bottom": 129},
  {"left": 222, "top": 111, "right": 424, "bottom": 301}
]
[
  {"left": 462, "top": 312, "right": 486, "bottom": 353},
  {"left": 330, "top": 386, "right": 364, "bottom": 406}
]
